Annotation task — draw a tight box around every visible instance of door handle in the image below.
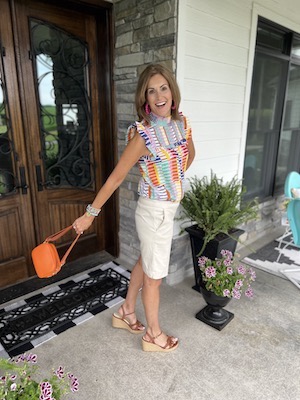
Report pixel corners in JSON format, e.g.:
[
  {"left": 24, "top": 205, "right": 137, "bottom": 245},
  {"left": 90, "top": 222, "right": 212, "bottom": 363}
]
[
  {"left": 15, "top": 166, "right": 28, "bottom": 194},
  {"left": 35, "top": 164, "right": 44, "bottom": 191},
  {"left": 35, "top": 164, "right": 53, "bottom": 191}
]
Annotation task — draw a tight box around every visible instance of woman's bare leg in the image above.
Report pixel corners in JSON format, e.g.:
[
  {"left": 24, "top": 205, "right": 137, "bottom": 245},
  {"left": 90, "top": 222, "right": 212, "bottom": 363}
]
[
  {"left": 142, "top": 273, "right": 175, "bottom": 347},
  {"left": 117, "top": 256, "right": 144, "bottom": 324}
]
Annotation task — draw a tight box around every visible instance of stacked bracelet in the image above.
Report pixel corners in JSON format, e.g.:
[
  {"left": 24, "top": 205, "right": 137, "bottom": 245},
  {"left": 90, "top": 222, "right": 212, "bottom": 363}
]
[{"left": 86, "top": 204, "right": 101, "bottom": 217}]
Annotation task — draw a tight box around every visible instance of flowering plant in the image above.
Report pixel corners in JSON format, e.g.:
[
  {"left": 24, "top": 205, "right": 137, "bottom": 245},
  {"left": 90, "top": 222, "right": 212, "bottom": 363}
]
[
  {"left": 0, "top": 353, "right": 79, "bottom": 399},
  {"left": 198, "top": 249, "right": 256, "bottom": 299}
]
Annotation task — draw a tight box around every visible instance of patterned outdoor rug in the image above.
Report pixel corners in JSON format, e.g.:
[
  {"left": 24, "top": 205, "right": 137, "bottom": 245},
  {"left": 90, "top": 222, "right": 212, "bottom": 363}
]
[
  {"left": 0, "top": 261, "right": 129, "bottom": 358},
  {"left": 243, "top": 235, "right": 300, "bottom": 286}
]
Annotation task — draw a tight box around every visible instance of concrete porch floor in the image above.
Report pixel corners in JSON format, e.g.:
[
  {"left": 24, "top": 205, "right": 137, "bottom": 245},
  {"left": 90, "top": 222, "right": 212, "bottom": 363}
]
[{"left": 25, "top": 233, "right": 300, "bottom": 400}]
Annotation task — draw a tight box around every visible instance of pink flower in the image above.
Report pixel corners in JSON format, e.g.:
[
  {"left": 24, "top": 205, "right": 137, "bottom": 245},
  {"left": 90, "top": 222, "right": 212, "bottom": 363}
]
[
  {"left": 198, "top": 256, "right": 208, "bottom": 266},
  {"left": 235, "top": 279, "right": 243, "bottom": 289},
  {"left": 54, "top": 366, "right": 65, "bottom": 379},
  {"left": 205, "top": 266, "right": 216, "bottom": 278},
  {"left": 249, "top": 268, "right": 256, "bottom": 281},
  {"left": 226, "top": 267, "right": 233, "bottom": 275},
  {"left": 232, "top": 288, "right": 241, "bottom": 299},
  {"left": 237, "top": 265, "right": 247, "bottom": 275},
  {"left": 223, "top": 289, "right": 231, "bottom": 297},
  {"left": 223, "top": 258, "right": 232, "bottom": 266},
  {"left": 245, "top": 287, "right": 254, "bottom": 298}
]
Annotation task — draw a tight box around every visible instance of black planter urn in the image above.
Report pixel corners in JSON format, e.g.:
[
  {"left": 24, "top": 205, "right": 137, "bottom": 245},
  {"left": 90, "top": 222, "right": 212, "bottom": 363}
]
[
  {"left": 196, "top": 283, "right": 234, "bottom": 330},
  {"left": 185, "top": 225, "right": 244, "bottom": 292}
]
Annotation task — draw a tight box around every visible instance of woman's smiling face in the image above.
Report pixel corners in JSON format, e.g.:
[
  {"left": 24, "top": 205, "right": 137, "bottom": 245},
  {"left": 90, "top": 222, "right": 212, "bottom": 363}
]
[{"left": 146, "top": 74, "right": 173, "bottom": 118}]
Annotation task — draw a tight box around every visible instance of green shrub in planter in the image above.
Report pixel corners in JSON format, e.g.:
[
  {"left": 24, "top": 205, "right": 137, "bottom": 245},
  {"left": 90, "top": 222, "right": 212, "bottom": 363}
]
[{"left": 180, "top": 171, "right": 258, "bottom": 256}]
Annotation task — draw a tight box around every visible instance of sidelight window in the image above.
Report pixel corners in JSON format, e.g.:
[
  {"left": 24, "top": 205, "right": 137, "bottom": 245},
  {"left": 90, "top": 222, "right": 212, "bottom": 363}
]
[{"left": 243, "top": 18, "right": 300, "bottom": 201}]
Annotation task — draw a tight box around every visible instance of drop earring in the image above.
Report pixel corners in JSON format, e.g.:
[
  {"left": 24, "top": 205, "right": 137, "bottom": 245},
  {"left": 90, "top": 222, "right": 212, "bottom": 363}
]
[{"left": 145, "top": 103, "right": 151, "bottom": 115}]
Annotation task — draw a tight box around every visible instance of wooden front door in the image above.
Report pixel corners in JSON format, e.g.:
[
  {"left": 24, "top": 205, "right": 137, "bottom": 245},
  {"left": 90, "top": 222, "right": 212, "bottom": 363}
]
[{"left": 0, "top": 0, "right": 117, "bottom": 288}]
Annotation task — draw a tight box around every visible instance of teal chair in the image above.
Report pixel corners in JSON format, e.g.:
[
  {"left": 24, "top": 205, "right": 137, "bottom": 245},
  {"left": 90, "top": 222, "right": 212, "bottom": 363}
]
[{"left": 278, "top": 171, "right": 300, "bottom": 289}]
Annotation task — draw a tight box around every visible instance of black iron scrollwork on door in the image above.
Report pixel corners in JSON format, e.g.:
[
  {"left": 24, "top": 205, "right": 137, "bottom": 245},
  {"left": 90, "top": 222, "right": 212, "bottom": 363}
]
[
  {"left": 0, "top": 44, "right": 19, "bottom": 197},
  {"left": 30, "top": 19, "right": 94, "bottom": 190}
]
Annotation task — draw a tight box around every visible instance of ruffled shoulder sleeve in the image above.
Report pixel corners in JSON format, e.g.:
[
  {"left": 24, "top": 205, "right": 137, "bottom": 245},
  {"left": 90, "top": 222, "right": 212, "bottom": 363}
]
[
  {"left": 182, "top": 115, "right": 192, "bottom": 141},
  {"left": 127, "top": 120, "right": 157, "bottom": 157},
  {"left": 126, "top": 123, "right": 137, "bottom": 145}
]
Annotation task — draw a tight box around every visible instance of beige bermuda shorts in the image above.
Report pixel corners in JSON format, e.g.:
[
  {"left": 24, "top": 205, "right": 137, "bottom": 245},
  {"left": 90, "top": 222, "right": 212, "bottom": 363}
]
[{"left": 135, "top": 196, "right": 179, "bottom": 279}]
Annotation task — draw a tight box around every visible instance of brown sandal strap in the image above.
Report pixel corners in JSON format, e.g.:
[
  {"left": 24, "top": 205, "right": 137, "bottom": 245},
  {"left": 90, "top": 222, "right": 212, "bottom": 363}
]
[
  {"left": 120, "top": 305, "right": 144, "bottom": 331},
  {"left": 129, "top": 320, "right": 144, "bottom": 330},
  {"left": 145, "top": 331, "right": 177, "bottom": 349},
  {"left": 121, "top": 304, "right": 134, "bottom": 318}
]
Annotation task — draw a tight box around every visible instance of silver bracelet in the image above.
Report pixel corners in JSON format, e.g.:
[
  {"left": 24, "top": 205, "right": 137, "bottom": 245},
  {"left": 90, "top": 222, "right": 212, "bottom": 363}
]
[{"left": 86, "top": 204, "right": 101, "bottom": 217}]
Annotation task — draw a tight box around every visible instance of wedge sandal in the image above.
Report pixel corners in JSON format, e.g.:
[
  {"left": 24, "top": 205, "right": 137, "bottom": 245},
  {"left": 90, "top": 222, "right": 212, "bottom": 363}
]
[
  {"left": 142, "top": 331, "right": 179, "bottom": 352},
  {"left": 112, "top": 305, "right": 145, "bottom": 334}
]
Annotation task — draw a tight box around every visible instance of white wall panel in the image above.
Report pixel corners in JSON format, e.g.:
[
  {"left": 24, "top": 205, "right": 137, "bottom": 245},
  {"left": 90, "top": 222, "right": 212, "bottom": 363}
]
[
  {"left": 185, "top": 57, "right": 246, "bottom": 86},
  {"left": 183, "top": 80, "right": 245, "bottom": 103},
  {"left": 177, "top": 0, "right": 300, "bottom": 181},
  {"left": 185, "top": 101, "right": 244, "bottom": 123},
  {"left": 190, "top": 121, "right": 243, "bottom": 141},
  {"left": 187, "top": 7, "right": 250, "bottom": 48},
  {"left": 187, "top": 0, "right": 252, "bottom": 28},
  {"left": 185, "top": 32, "right": 249, "bottom": 68}
]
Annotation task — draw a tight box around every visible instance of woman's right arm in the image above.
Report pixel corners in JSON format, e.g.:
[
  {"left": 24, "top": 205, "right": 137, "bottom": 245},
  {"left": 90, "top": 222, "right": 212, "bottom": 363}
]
[{"left": 73, "top": 132, "right": 147, "bottom": 234}]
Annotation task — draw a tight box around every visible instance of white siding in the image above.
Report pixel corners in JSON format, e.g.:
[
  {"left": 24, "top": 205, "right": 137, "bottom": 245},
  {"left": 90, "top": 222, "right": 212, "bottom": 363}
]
[{"left": 177, "top": 0, "right": 300, "bottom": 181}]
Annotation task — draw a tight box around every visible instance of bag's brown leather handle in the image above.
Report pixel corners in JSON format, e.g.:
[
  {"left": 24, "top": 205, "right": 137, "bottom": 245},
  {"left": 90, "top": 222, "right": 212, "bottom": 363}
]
[{"left": 45, "top": 225, "right": 81, "bottom": 266}]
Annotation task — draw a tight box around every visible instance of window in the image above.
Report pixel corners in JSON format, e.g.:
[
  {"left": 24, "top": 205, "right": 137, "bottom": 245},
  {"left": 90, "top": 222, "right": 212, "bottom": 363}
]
[{"left": 243, "top": 18, "right": 300, "bottom": 201}]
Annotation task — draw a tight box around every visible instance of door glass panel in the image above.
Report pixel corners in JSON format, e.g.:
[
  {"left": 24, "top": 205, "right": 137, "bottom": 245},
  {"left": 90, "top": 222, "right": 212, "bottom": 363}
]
[
  {"left": 0, "top": 61, "right": 16, "bottom": 195},
  {"left": 243, "top": 53, "right": 287, "bottom": 199},
  {"left": 291, "top": 36, "right": 300, "bottom": 58},
  {"left": 30, "top": 19, "right": 93, "bottom": 189},
  {"left": 275, "top": 64, "right": 300, "bottom": 191}
]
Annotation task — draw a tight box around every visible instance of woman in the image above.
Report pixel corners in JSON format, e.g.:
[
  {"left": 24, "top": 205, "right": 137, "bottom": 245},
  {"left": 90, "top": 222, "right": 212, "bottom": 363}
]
[{"left": 73, "top": 64, "right": 195, "bottom": 352}]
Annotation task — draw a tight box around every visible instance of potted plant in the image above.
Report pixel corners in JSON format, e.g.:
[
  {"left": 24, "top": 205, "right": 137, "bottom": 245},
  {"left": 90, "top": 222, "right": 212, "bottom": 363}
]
[
  {"left": 196, "top": 249, "right": 256, "bottom": 330},
  {"left": 0, "top": 352, "right": 79, "bottom": 399},
  {"left": 180, "top": 171, "right": 258, "bottom": 290}
]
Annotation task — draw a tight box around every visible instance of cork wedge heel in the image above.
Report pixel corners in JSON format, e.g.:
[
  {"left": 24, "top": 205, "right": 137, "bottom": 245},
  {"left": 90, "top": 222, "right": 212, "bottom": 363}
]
[
  {"left": 112, "top": 305, "right": 145, "bottom": 334},
  {"left": 142, "top": 331, "right": 179, "bottom": 352}
]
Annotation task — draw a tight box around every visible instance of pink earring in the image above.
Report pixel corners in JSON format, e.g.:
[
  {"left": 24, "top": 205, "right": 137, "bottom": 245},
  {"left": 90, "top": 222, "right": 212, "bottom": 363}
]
[
  {"left": 171, "top": 101, "right": 176, "bottom": 110},
  {"left": 145, "top": 103, "right": 151, "bottom": 114}
]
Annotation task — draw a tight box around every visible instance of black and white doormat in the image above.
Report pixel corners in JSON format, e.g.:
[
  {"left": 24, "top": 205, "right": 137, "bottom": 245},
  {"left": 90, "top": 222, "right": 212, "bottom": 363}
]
[{"left": 0, "top": 261, "right": 130, "bottom": 359}]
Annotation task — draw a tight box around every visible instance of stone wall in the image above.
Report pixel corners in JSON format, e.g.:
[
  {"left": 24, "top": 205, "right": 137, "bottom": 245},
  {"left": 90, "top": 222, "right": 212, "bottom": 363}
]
[{"left": 113, "top": 0, "right": 192, "bottom": 284}]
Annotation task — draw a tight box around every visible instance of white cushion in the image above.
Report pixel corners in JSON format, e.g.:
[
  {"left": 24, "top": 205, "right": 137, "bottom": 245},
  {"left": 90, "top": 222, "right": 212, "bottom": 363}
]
[{"left": 291, "top": 188, "right": 300, "bottom": 198}]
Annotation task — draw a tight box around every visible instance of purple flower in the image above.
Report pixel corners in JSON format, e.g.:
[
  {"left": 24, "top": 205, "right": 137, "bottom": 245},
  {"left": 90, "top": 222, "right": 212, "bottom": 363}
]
[
  {"left": 68, "top": 374, "right": 79, "bottom": 392},
  {"left": 10, "top": 382, "right": 17, "bottom": 391},
  {"left": 232, "top": 288, "right": 241, "bottom": 299},
  {"left": 205, "top": 266, "right": 216, "bottom": 278},
  {"left": 54, "top": 366, "right": 65, "bottom": 379},
  {"left": 245, "top": 286, "right": 254, "bottom": 298},
  {"left": 235, "top": 279, "right": 243, "bottom": 289},
  {"left": 237, "top": 265, "right": 247, "bottom": 275},
  {"left": 27, "top": 353, "right": 37, "bottom": 363},
  {"left": 249, "top": 268, "right": 256, "bottom": 281},
  {"left": 221, "top": 249, "right": 233, "bottom": 258},
  {"left": 223, "top": 258, "right": 232, "bottom": 266},
  {"left": 198, "top": 256, "right": 208, "bottom": 266},
  {"left": 198, "top": 250, "right": 255, "bottom": 299},
  {"left": 40, "top": 381, "right": 53, "bottom": 398}
]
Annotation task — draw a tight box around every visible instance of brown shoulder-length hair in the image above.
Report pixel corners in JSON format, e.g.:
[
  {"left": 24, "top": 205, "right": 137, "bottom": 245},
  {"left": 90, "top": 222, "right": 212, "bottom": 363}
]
[{"left": 135, "top": 63, "right": 181, "bottom": 124}]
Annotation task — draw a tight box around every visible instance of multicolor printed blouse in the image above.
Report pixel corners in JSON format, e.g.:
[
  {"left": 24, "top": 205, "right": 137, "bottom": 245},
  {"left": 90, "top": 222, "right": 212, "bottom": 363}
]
[{"left": 127, "top": 112, "right": 192, "bottom": 202}]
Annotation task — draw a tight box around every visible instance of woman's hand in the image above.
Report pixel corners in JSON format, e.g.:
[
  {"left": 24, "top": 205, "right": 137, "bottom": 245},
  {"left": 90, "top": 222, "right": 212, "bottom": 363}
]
[{"left": 73, "top": 213, "right": 95, "bottom": 235}]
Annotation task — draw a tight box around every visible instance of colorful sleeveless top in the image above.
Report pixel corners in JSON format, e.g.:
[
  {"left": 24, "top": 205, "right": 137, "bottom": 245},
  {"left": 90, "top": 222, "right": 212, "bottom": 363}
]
[{"left": 127, "top": 112, "right": 192, "bottom": 202}]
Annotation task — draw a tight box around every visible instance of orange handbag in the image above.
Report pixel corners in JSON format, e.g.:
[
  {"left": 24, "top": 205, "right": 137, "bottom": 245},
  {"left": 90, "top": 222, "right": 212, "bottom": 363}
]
[{"left": 31, "top": 226, "right": 81, "bottom": 278}]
